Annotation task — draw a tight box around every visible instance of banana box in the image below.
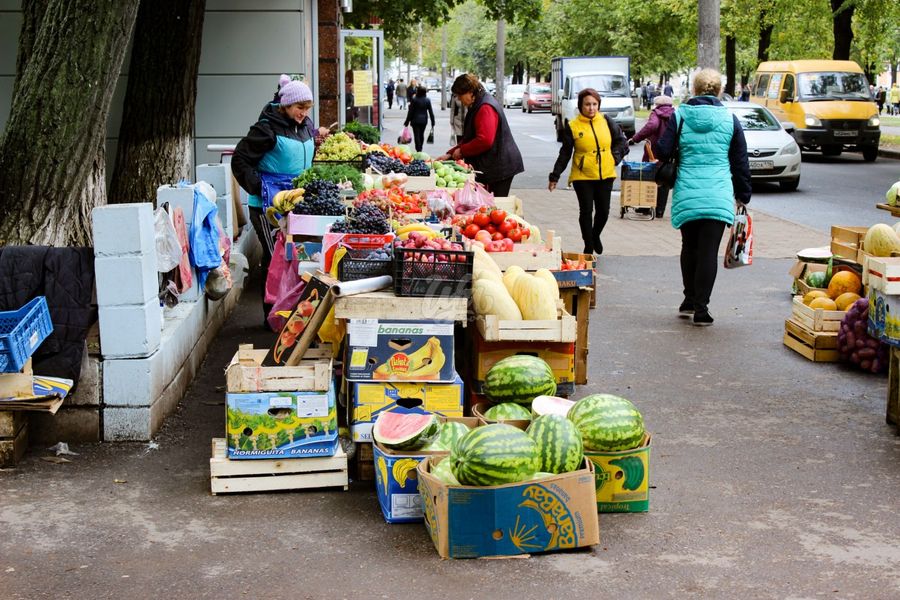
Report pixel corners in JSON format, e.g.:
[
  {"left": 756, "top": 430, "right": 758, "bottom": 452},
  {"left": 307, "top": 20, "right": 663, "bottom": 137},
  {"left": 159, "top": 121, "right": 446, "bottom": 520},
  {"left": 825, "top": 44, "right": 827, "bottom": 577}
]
[
  {"left": 584, "top": 434, "right": 651, "bottom": 513},
  {"left": 373, "top": 416, "right": 479, "bottom": 523},
  {"left": 867, "top": 287, "right": 900, "bottom": 347},
  {"left": 417, "top": 456, "right": 600, "bottom": 558},
  {"left": 225, "top": 387, "right": 338, "bottom": 459},
  {"left": 349, "top": 374, "right": 464, "bottom": 442},
  {"left": 345, "top": 320, "right": 455, "bottom": 383}
]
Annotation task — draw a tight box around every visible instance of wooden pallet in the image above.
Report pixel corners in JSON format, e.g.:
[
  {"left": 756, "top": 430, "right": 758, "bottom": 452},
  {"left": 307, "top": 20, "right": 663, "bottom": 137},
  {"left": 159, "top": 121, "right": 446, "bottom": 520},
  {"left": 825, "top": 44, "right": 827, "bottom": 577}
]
[
  {"left": 791, "top": 296, "right": 844, "bottom": 332},
  {"left": 0, "top": 411, "right": 27, "bottom": 467},
  {"left": 887, "top": 347, "right": 900, "bottom": 429},
  {"left": 354, "top": 441, "right": 375, "bottom": 482},
  {"left": 560, "top": 287, "right": 591, "bottom": 385},
  {"left": 783, "top": 319, "right": 840, "bottom": 362},
  {"left": 209, "top": 438, "right": 348, "bottom": 494}
]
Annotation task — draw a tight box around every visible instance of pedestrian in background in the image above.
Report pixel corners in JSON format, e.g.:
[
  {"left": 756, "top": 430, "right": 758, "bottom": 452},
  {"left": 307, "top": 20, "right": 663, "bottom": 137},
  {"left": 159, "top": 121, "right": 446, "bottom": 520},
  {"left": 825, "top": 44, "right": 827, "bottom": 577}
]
[
  {"left": 663, "top": 81, "right": 674, "bottom": 97},
  {"left": 438, "top": 73, "right": 524, "bottom": 197},
  {"left": 404, "top": 86, "right": 435, "bottom": 152},
  {"left": 396, "top": 79, "right": 408, "bottom": 110},
  {"left": 548, "top": 88, "right": 629, "bottom": 256},
  {"left": 449, "top": 93, "right": 467, "bottom": 144},
  {"left": 386, "top": 79, "right": 395, "bottom": 109},
  {"left": 629, "top": 94, "right": 675, "bottom": 218},
  {"left": 875, "top": 86, "right": 886, "bottom": 114},
  {"left": 408, "top": 79, "right": 418, "bottom": 105},
  {"left": 890, "top": 83, "right": 900, "bottom": 116},
  {"left": 655, "top": 68, "right": 752, "bottom": 327},
  {"left": 739, "top": 83, "right": 751, "bottom": 102}
]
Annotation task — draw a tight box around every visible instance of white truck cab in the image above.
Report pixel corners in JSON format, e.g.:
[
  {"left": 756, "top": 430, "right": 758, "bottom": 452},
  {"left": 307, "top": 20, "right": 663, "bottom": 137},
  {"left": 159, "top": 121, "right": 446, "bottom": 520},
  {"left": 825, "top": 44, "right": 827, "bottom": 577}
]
[{"left": 552, "top": 57, "right": 635, "bottom": 140}]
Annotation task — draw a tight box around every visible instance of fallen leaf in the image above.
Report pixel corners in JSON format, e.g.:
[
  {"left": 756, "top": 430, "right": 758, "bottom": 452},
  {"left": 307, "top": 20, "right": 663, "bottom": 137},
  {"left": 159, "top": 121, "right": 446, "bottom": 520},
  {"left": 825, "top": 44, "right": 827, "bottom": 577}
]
[{"left": 113, "top": 479, "right": 127, "bottom": 484}]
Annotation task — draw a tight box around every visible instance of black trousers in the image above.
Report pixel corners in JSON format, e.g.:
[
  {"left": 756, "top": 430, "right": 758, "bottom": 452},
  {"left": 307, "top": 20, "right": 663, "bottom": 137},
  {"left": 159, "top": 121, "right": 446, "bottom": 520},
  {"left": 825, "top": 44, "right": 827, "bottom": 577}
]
[
  {"left": 656, "top": 185, "right": 670, "bottom": 217},
  {"left": 679, "top": 218, "right": 727, "bottom": 313},
  {"left": 477, "top": 176, "right": 514, "bottom": 198},
  {"left": 411, "top": 122, "right": 427, "bottom": 152},
  {"left": 248, "top": 206, "right": 274, "bottom": 327},
  {"left": 387, "top": 93, "right": 393, "bottom": 108},
  {"left": 572, "top": 178, "right": 614, "bottom": 254}
]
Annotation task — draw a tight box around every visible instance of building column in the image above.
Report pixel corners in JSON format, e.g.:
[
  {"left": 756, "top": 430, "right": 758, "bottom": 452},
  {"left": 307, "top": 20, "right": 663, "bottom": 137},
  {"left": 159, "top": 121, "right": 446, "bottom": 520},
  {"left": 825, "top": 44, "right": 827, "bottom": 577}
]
[{"left": 317, "top": 0, "right": 341, "bottom": 127}]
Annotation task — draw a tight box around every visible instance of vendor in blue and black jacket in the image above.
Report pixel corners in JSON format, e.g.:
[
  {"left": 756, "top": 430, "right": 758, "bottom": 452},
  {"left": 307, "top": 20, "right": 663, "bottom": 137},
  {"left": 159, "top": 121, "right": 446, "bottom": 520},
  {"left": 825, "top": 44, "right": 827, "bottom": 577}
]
[{"left": 654, "top": 68, "right": 752, "bottom": 328}]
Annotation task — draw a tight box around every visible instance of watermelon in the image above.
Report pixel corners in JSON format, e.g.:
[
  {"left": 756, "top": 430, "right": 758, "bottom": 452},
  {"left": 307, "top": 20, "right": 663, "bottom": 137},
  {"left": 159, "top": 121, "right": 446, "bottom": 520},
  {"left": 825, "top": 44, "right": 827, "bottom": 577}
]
[
  {"left": 526, "top": 414, "right": 584, "bottom": 474},
  {"left": 567, "top": 394, "right": 645, "bottom": 452},
  {"left": 482, "top": 355, "right": 557, "bottom": 405},
  {"left": 531, "top": 395, "right": 575, "bottom": 417},
  {"left": 532, "top": 472, "right": 556, "bottom": 480},
  {"left": 483, "top": 402, "right": 532, "bottom": 422},
  {"left": 450, "top": 423, "right": 538, "bottom": 486},
  {"left": 372, "top": 411, "right": 440, "bottom": 451},
  {"left": 430, "top": 458, "right": 460, "bottom": 485},
  {"left": 423, "top": 421, "right": 470, "bottom": 451}
]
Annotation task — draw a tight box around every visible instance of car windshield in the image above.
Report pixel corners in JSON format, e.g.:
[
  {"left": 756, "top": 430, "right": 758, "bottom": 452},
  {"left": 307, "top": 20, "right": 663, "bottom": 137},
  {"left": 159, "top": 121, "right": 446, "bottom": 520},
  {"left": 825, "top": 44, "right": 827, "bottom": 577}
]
[
  {"left": 728, "top": 106, "right": 780, "bottom": 131},
  {"left": 532, "top": 85, "right": 551, "bottom": 94},
  {"left": 572, "top": 75, "right": 628, "bottom": 97},
  {"left": 507, "top": 85, "right": 525, "bottom": 93},
  {"left": 798, "top": 72, "right": 870, "bottom": 101}
]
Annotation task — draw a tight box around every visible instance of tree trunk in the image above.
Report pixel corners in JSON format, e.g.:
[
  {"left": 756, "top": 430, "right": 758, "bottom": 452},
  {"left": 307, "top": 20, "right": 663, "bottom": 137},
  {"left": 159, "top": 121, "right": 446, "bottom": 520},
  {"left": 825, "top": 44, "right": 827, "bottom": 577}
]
[
  {"left": 13, "top": 0, "right": 49, "bottom": 99},
  {"left": 495, "top": 19, "right": 506, "bottom": 104},
  {"left": 757, "top": 9, "right": 773, "bottom": 63},
  {"left": 725, "top": 35, "right": 736, "bottom": 97},
  {"left": 831, "top": 0, "right": 854, "bottom": 60},
  {"left": 697, "top": 0, "right": 720, "bottom": 70},
  {"left": 108, "top": 0, "right": 206, "bottom": 205},
  {"left": 0, "top": 0, "right": 140, "bottom": 246}
]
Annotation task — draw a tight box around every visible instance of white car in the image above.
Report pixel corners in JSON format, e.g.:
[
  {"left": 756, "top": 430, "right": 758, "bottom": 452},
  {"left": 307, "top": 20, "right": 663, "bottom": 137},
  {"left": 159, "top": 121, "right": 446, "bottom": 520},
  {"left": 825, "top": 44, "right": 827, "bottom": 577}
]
[
  {"left": 723, "top": 101, "right": 802, "bottom": 191},
  {"left": 503, "top": 84, "right": 526, "bottom": 108}
]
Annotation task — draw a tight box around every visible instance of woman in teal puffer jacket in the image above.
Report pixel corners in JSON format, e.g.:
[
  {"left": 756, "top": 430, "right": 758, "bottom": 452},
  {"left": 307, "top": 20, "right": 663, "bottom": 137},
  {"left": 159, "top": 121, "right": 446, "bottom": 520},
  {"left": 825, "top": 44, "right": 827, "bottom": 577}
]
[{"left": 655, "top": 69, "right": 752, "bottom": 326}]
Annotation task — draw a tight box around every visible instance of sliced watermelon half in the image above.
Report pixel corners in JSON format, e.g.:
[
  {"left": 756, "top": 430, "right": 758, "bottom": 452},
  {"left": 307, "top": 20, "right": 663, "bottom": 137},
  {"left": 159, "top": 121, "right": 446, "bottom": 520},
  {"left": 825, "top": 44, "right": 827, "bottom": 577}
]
[
  {"left": 531, "top": 395, "right": 575, "bottom": 418},
  {"left": 372, "top": 411, "right": 440, "bottom": 451}
]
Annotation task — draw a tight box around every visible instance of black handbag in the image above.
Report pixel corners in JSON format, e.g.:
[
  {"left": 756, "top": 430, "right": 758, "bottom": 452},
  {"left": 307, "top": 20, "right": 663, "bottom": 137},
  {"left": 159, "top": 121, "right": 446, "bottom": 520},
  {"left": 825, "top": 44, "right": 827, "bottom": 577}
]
[{"left": 655, "top": 118, "right": 683, "bottom": 188}]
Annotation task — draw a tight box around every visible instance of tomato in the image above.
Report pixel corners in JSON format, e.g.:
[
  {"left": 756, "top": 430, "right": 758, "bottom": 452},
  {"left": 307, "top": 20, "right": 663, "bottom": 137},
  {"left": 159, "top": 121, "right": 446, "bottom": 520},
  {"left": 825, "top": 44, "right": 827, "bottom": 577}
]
[
  {"left": 520, "top": 227, "right": 531, "bottom": 240},
  {"left": 464, "top": 224, "right": 481, "bottom": 239},
  {"left": 478, "top": 205, "right": 490, "bottom": 214},
  {"left": 498, "top": 219, "right": 515, "bottom": 235},
  {"left": 473, "top": 212, "right": 491, "bottom": 228},
  {"left": 491, "top": 232, "right": 505, "bottom": 241},
  {"left": 485, "top": 224, "right": 497, "bottom": 235},
  {"left": 490, "top": 209, "right": 507, "bottom": 225},
  {"left": 507, "top": 227, "right": 523, "bottom": 243}
]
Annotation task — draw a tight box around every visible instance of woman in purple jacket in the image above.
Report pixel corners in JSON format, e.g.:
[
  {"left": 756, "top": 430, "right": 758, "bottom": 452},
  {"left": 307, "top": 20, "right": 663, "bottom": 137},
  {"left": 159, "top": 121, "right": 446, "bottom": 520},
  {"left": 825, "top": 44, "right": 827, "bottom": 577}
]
[{"left": 629, "top": 95, "right": 675, "bottom": 218}]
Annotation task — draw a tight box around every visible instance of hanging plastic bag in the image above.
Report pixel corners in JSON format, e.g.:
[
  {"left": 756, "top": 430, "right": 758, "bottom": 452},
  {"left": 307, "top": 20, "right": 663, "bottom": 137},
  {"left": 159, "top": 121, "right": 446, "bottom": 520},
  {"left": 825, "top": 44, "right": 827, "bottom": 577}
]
[
  {"left": 425, "top": 189, "right": 455, "bottom": 221},
  {"left": 724, "top": 204, "right": 753, "bottom": 269},
  {"left": 154, "top": 206, "right": 183, "bottom": 272},
  {"left": 452, "top": 179, "right": 495, "bottom": 214},
  {"left": 398, "top": 126, "right": 412, "bottom": 145}
]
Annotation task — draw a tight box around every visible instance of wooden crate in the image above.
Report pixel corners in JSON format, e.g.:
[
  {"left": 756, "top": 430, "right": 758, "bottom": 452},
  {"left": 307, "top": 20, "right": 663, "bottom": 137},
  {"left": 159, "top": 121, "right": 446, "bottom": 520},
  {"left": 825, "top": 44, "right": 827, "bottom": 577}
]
[
  {"left": 791, "top": 296, "right": 844, "bottom": 332},
  {"left": 333, "top": 291, "right": 468, "bottom": 324},
  {"left": 475, "top": 308, "right": 576, "bottom": 343},
  {"left": 830, "top": 225, "right": 869, "bottom": 261},
  {"left": 783, "top": 319, "right": 840, "bottom": 362},
  {"left": 354, "top": 441, "right": 375, "bottom": 482},
  {"left": 888, "top": 347, "right": 900, "bottom": 428},
  {"left": 225, "top": 344, "right": 332, "bottom": 393},
  {"left": 492, "top": 195, "right": 524, "bottom": 217},
  {"left": 560, "top": 287, "right": 592, "bottom": 385},
  {"left": 209, "top": 438, "right": 348, "bottom": 494},
  {"left": 468, "top": 230, "right": 562, "bottom": 272},
  {"left": 0, "top": 411, "right": 28, "bottom": 467}
]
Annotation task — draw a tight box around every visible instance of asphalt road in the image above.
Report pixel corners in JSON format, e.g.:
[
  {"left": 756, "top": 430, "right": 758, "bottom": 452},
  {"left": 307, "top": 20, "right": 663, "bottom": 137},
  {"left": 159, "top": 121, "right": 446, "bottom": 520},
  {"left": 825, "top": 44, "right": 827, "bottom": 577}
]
[{"left": 502, "top": 107, "right": 900, "bottom": 234}]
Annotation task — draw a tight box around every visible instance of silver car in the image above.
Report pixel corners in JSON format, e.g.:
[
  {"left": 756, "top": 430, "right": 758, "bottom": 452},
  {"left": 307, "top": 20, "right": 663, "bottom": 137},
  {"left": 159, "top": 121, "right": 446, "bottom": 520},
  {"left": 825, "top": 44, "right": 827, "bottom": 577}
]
[
  {"left": 503, "top": 84, "right": 526, "bottom": 108},
  {"left": 724, "top": 101, "right": 802, "bottom": 191}
]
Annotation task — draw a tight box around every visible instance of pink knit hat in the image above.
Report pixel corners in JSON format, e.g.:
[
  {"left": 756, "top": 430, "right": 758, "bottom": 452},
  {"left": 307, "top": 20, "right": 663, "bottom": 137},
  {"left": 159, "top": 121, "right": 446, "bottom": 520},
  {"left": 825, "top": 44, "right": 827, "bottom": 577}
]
[{"left": 278, "top": 74, "right": 313, "bottom": 105}]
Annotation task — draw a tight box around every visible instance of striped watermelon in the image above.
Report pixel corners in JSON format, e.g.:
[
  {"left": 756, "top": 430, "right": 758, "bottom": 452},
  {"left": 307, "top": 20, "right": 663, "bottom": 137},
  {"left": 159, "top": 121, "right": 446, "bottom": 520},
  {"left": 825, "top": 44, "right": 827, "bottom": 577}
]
[
  {"left": 482, "top": 355, "right": 557, "bottom": 405},
  {"left": 430, "top": 458, "right": 460, "bottom": 485},
  {"left": 450, "top": 424, "right": 539, "bottom": 486},
  {"left": 424, "top": 421, "right": 471, "bottom": 451},
  {"left": 373, "top": 411, "right": 440, "bottom": 451},
  {"left": 526, "top": 414, "right": 584, "bottom": 474},
  {"left": 483, "top": 402, "right": 532, "bottom": 422},
  {"left": 567, "top": 394, "right": 645, "bottom": 452}
]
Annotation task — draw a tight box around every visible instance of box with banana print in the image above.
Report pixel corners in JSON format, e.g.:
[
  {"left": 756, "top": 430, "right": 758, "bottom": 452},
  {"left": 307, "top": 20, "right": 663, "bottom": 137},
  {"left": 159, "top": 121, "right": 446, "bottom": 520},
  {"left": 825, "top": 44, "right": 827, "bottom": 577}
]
[
  {"left": 584, "top": 434, "right": 651, "bottom": 513},
  {"left": 373, "top": 416, "right": 479, "bottom": 524},
  {"left": 345, "top": 320, "right": 455, "bottom": 383}
]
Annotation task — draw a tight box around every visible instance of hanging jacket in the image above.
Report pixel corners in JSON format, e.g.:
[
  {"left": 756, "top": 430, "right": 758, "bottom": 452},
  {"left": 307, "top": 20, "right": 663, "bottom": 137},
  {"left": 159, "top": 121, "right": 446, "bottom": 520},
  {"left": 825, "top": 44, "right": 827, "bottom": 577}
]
[
  {"left": 459, "top": 91, "right": 524, "bottom": 184},
  {"left": 550, "top": 113, "right": 628, "bottom": 184},
  {"left": 632, "top": 104, "right": 675, "bottom": 161},
  {"left": 655, "top": 96, "right": 752, "bottom": 229},
  {"left": 232, "top": 103, "right": 314, "bottom": 209}
]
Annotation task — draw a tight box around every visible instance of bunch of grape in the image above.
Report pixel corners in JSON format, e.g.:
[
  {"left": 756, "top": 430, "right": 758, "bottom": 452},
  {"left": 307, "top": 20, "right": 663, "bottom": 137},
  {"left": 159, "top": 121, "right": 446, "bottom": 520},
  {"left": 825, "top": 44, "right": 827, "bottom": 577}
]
[
  {"left": 291, "top": 179, "right": 345, "bottom": 216},
  {"left": 365, "top": 152, "right": 404, "bottom": 174},
  {"left": 403, "top": 159, "right": 430, "bottom": 177},
  {"left": 329, "top": 202, "right": 390, "bottom": 234},
  {"left": 353, "top": 194, "right": 390, "bottom": 218},
  {"left": 316, "top": 132, "right": 362, "bottom": 161},
  {"left": 314, "top": 131, "right": 330, "bottom": 150}
]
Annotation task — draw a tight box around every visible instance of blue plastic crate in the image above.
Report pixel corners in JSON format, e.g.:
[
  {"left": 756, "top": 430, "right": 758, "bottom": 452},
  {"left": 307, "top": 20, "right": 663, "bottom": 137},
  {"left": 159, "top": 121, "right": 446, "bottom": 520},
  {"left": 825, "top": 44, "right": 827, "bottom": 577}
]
[
  {"left": 620, "top": 161, "right": 657, "bottom": 181},
  {"left": 0, "top": 296, "right": 53, "bottom": 373}
]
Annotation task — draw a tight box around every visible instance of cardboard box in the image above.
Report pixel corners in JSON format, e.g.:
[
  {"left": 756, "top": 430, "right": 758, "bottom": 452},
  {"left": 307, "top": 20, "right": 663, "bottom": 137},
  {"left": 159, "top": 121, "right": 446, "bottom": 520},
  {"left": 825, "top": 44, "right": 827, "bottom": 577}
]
[
  {"left": 225, "top": 387, "right": 338, "bottom": 459},
  {"left": 585, "top": 434, "right": 651, "bottom": 513},
  {"left": 830, "top": 226, "right": 869, "bottom": 261},
  {"left": 349, "top": 374, "right": 465, "bottom": 441},
  {"left": 372, "top": 416, "right": 479, "bottom": 523},
  {"left": 287, "top": 213, "right": 343, "bottom": 237},
  {"left": 471, "top": 328, "right": 575, "bottom": 397},
  {"left": 345, "top": 320, "right": 455, "bottom": 382},
  {"left": 868, "top": 287, "right": 900, "bottom": 348},
  {"left": 620, "top": 180, "right": 657, "bottom": 208},
  {"left": 789, "top": 261, "right": 829, "bottom": 296},
  {"left": 552, "top": 252, "right": 595, "bottom": 288},
  {"left": 418, "top": 456, "right": 600, "bottom": 558}
]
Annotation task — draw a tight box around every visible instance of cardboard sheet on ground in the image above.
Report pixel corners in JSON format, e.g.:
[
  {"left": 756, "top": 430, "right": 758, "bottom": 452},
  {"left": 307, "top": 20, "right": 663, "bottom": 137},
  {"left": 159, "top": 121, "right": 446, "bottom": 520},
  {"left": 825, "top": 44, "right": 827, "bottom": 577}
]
[{"left": 0, "top": 376, "right": 73, "bottom": 414}]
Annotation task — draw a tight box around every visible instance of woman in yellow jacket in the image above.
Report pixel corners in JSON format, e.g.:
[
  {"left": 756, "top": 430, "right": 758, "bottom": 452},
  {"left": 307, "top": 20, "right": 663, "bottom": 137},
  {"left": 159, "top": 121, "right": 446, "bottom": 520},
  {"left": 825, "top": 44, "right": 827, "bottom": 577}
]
[{"left": 549, "top": 88, "right": 629, "bottom": 255}]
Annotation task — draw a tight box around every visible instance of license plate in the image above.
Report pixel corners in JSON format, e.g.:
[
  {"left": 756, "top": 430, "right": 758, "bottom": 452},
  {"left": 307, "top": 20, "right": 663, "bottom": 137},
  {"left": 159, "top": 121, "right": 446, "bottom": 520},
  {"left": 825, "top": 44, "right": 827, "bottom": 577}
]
[
  {"left": 834, "top": 130, "right": 857, "bottom": 137},
  {"left": 749, "top": 160, "right": 774, "bottom": 170}
]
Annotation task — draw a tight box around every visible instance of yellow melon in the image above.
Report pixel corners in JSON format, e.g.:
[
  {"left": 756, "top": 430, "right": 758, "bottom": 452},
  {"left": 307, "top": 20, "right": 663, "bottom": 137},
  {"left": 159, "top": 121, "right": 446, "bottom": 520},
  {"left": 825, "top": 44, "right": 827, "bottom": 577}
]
[
  {"left": 808, "top": 297, "right": 838, "bottom": 310},
  {"left": 834, "top": 292, "right": 862, "bottom": 311},
  {"left": 826, "top": 270, "right": 862, "bottom": 300},
  {"left": 803, "top": 290, "right": 829, "bottom": 305}
]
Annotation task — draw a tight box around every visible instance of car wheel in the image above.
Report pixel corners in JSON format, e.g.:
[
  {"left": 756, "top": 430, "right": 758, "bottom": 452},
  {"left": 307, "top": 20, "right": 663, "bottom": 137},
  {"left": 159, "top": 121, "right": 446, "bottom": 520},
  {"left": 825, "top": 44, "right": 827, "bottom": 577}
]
[
  {"left": 862, "top": 145, "right": 878, "bottom": 162},
  {"left": 779, "top": 177, "right": 800, "bottom": 192},
  {"left": 822, "top": 144, "right": 842, "bottom": 157}
]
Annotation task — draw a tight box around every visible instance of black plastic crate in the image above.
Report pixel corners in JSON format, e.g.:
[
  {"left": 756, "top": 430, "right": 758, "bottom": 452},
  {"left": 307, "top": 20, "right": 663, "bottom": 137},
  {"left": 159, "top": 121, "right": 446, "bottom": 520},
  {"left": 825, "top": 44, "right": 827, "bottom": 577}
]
[
  {"left": 620, "top": 161, "right": 657, "bottom": 181},
  {"left": 393, "top": 247, "right": 474, "bottom": 298},
  {"left": 338, "top": 249, "right": 393, "bottom": 282}
]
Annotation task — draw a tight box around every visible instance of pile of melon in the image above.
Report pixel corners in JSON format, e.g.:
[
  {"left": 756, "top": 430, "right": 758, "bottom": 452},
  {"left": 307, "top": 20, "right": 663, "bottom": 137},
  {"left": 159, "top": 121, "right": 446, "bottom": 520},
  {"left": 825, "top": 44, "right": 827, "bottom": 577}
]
[
  {"left": 802, "top": 268, "right": 862, "bottom": 311},
  {"left": 471, "top": 246, "right": 560, "bottom": 321}
]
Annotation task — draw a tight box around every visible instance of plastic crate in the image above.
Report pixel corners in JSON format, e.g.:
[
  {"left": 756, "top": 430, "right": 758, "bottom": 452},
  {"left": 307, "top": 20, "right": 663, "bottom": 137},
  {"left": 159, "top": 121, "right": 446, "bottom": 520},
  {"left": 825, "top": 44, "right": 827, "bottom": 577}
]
[
  {"left": 620, "top": 161, "right": 657, "bottom": 181},
  {"left": 338, "top": 249, "right": 393, "bottom": 282},
  {"left": 393, "top": 248, "right": 474, "bottom": 298},
  {"left": 0, "top": 296, "right": 53, "bottom": 373}
]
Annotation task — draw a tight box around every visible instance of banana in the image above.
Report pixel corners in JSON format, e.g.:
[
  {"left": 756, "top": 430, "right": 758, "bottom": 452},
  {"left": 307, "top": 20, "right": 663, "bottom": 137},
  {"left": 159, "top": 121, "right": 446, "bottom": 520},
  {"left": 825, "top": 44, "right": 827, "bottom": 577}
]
[
  {"left": 377, "top": 455, "right": 389, "bottom": 494},
  {"left": 265, "top": 206, "right": 281, "bottom": 227},
  {"left": 372, "top": 337, "right": 441, "bottom": 379},
  {"left": 392, "top": 458, "right": 420, "bottom": 489},
  {"left": 404, "top": 340, "right": 446, "bottom": 379},
  {"left": 610, "top": 456, "right": 644, "bottom": 491},
  {"left": 396, "top": 223, "right": 433, "bottom": 235}
]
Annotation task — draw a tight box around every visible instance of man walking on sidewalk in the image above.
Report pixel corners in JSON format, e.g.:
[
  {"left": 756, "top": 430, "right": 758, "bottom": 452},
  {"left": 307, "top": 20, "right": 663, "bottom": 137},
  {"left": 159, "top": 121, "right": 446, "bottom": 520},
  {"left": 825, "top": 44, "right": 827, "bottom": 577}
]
[{"left": 396, "top": 79, "right": 408, "bottom": 110}]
